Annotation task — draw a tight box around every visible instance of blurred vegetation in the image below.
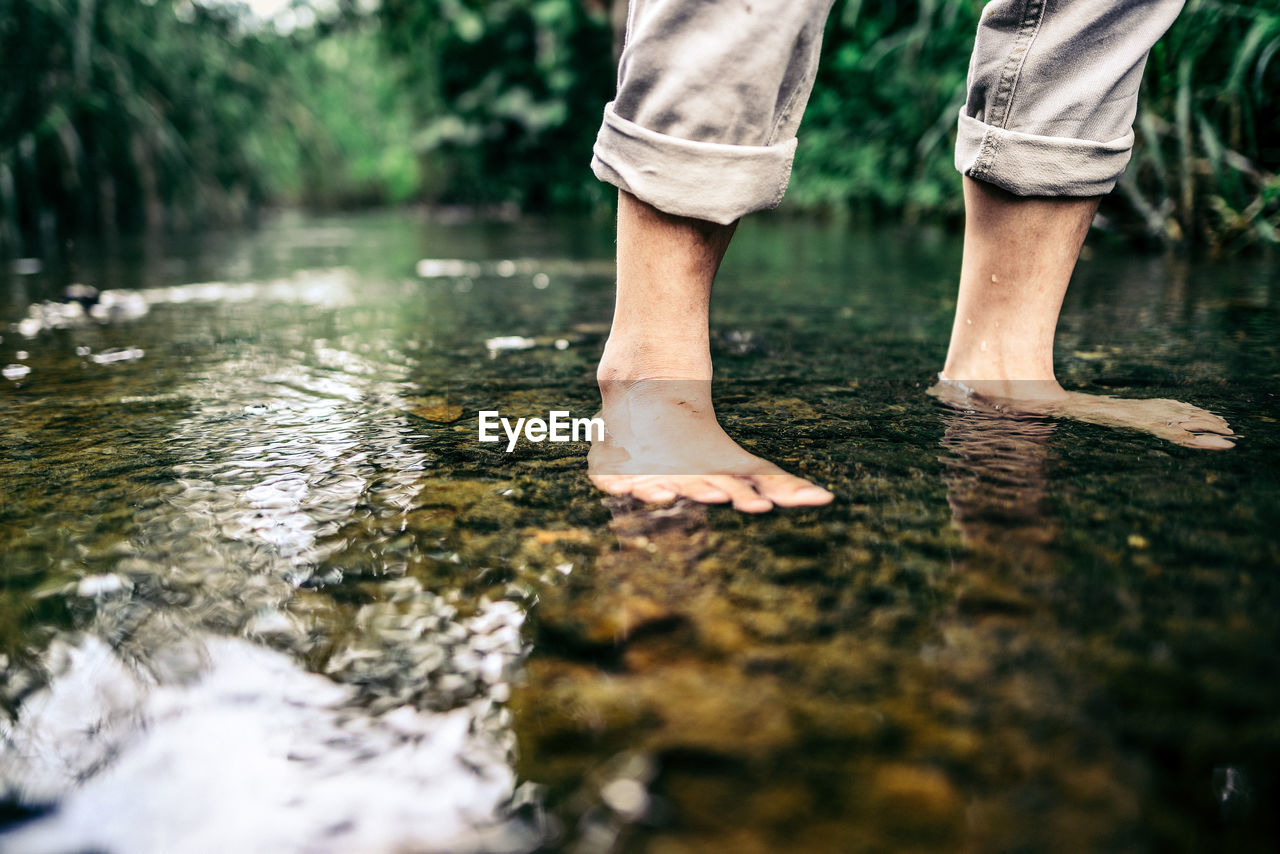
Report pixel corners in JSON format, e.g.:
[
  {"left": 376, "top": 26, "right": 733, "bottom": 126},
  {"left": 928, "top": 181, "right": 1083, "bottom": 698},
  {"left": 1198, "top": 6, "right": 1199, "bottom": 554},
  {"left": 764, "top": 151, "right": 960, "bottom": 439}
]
[
  {"left": 2, "top": 0, "right": 1276, "bottom": 254},
  {"left": 1, "top": 0, "right": 285, "bottom": 240},
  {"left": 0, "top": 0, "right": 420, "bottom": 247},
  {"left": 379, "top": 0, "right": 618, "bottom": 210},
  {"left": 1123, "top": 0, "right": 1280, "bottom": 253},
  {"left": 795, "top": 0, "right": 1280, "bottom": 252}
]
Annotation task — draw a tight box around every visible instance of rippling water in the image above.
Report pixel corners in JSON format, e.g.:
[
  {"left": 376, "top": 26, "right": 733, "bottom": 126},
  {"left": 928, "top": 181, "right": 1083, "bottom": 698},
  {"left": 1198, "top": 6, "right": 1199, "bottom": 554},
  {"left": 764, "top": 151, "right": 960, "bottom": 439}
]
[{"left": 0, "top": 210, "right": 1277, "bottom": 852}]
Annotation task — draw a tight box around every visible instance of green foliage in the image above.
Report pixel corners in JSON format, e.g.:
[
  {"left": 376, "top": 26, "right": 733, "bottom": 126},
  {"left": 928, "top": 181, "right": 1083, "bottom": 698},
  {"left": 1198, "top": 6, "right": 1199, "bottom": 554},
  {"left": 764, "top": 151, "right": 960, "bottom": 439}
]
[
  {"left": 790, "top": 0, "right": 981, "bottom": 222},
  {"left": 791, "top": 0, "right": 1280, "bottom": 251},
  {"left": 0, "top": 0, "right": 422, "bottom": 248},
  {"left": 1, "top": 0, "right": 1275, "bottom": 252},
  {"left": 269, "top": 27, "right": 425, "bottom": 209},
  {"left": 377, "top": 0, "right": 616, "bottom": 209},
  {"left": 1120, "top": 0, "right": 1280, "bottom": 251},
  {"left": 0, "top": 0, "right": 294, "bottom": 241}
]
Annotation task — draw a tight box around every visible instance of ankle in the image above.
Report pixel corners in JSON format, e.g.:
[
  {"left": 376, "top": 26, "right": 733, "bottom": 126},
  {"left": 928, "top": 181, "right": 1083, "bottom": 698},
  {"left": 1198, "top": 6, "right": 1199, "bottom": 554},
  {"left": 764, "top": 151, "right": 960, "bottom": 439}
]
[
  {"left": 937, "top": 370, "right": 1065, "bottom": 402},
  {"left": 943, "top": 337, "right": 1055, "bottom": 381},
  {"left": 597, "top": 334, "right": 712, "bottom": 384}
]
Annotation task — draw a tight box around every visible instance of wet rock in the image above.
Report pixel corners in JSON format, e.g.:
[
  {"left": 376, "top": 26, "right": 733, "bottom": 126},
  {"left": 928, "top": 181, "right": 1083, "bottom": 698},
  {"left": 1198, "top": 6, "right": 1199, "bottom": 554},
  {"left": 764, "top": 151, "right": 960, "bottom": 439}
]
[
  {"left": 405, "top": 396, "right": 465, "bottom": 423},
  {"left": 530, "top": 528, "right": 595, "bottom": 546},
  {"left": 536, "top": 594, "right": 678, "bottom": 654}
]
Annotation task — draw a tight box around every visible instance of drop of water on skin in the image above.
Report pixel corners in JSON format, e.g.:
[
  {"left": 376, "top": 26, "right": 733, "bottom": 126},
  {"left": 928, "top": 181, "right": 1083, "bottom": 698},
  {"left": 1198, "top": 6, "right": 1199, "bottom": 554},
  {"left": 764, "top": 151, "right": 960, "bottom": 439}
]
[
  {"left": 980, "top": 340, "right": 989, "bottom": 352},
  {"left": 965, "top": 318, "right": 972, "bottom": 326},
  {"left": 991, "top": 274, "right": 999, "bottom": 283}
]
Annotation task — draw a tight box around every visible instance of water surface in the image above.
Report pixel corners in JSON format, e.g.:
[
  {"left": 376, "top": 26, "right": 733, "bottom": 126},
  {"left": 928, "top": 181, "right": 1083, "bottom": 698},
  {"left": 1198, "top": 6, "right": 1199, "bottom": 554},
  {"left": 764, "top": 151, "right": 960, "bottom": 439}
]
[{"left": 1, "top": 210, "right": 1277, "bottom": 853}]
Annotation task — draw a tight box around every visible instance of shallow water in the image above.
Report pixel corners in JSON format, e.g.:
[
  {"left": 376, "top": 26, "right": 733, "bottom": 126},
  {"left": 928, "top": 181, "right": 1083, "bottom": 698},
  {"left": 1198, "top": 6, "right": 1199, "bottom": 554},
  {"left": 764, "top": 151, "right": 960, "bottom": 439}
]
[{"left": 0, "top": 210, "right": 1277, "bottom": 853}]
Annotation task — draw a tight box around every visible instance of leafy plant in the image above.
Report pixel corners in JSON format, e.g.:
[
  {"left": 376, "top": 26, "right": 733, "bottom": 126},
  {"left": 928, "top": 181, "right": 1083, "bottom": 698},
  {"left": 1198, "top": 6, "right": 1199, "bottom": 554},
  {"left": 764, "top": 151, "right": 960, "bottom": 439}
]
[
  {"left": 0, "top": 0, "right": 294, "bottom": 243},
  {"left": 1118, "top": 0, "right": 1280, "bottom": 252},
  {"left": 791, "top": 0, "right": 1280, "bottom": 251},
  {"left": 378, "top": 0, "right": 616, "bottom": 209},
  {"left": 1, "top": 0, "right": 1275, "bottom": 252},
  {"left": 790, "top": 0, "right": 980, "bottom": 222}
]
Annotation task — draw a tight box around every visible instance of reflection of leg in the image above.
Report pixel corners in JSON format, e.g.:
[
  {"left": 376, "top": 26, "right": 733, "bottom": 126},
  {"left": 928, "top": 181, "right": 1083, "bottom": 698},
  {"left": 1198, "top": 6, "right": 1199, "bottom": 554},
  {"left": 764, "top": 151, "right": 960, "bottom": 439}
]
[
  {"left": 932, "top": 409, "right": 1151, "bottom": 849},
  {"left": 939, "top": 406, "right": 1057, "bottom": 551},
  {"left": 590, "top": 192, "right": 833, "bottom": 512},
  {"left": 942, "top": 0, "right": 1235, "bottom": 450}
]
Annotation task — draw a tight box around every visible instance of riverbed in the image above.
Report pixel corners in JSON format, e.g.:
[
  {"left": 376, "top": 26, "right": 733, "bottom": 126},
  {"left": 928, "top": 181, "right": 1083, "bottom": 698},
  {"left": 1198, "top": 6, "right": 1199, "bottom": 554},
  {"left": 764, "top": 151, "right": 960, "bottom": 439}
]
[{"left": 1, "top": 210, "right": 1277, "bottom": 852}]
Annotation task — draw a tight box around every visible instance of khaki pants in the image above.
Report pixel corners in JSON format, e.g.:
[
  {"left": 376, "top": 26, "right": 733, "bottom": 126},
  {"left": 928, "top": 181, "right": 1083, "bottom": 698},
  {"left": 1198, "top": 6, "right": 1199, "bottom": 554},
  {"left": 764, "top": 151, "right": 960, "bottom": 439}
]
[{"left": 591, "top": 0, "right": 1184, "bottom": 224}]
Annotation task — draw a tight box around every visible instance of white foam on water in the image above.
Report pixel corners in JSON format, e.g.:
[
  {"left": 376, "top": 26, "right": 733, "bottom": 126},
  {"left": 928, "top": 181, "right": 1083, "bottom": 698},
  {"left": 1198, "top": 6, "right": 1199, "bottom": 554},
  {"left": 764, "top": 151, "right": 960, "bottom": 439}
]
[{"left": 0, "top": 632, "right": 536, "bottom": 854}]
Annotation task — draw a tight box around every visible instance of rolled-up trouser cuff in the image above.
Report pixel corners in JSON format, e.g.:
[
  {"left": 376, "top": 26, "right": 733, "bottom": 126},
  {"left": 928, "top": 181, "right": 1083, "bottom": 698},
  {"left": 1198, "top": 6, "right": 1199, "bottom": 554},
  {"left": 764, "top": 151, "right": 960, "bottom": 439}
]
[
  {"left": 591, "top": 102, "right": 797, "bottom": 225},
  {"left": 955, "top": 112, "right": 1135, "bottom": 197}
]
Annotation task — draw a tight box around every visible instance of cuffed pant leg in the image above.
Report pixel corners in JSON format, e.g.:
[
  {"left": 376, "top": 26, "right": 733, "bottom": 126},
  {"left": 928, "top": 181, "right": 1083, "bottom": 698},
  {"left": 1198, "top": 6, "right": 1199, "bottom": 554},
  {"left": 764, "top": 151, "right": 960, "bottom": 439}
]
[
  {"left": 591, "top": 0, "right": 836, "bottom": 225},
  {"left": 956, "top": 0, "right": 1184, "bottom": 197}
]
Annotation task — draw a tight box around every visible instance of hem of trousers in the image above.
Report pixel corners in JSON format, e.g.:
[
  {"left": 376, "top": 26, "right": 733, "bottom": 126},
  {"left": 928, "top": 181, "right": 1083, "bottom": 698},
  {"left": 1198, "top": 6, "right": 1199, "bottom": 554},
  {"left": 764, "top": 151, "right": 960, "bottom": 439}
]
[
  {"left": 591, "top": 102, "right": 798, "bottom": 225},
  {"left": 954, "top": 112, "right": 1134, "bottom": 197}
]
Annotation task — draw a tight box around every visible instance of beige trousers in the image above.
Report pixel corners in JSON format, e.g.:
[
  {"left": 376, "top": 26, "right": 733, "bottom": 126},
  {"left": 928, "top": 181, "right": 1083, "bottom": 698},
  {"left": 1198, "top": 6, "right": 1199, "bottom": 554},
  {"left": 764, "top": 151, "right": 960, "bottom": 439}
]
[{"left": 591, "top": 0, "right": 1184, "bottom": 224}]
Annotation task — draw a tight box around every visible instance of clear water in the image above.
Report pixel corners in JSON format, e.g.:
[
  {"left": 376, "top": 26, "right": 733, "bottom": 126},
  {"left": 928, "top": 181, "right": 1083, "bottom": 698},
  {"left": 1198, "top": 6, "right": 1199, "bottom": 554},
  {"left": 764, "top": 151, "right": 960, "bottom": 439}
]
[{"left": 0, "top": 210, "right": 1277, "bottom": 853}]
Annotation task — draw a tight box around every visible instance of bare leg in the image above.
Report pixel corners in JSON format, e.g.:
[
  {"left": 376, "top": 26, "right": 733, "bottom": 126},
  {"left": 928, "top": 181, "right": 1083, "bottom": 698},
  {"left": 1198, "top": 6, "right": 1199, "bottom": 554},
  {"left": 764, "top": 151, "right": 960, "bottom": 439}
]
[
  {"left": 937, "top": 177, "right": 1236, "bottom": 449},
  {"left": 589, "top": 191, "right": 834, "bottom": 512}
]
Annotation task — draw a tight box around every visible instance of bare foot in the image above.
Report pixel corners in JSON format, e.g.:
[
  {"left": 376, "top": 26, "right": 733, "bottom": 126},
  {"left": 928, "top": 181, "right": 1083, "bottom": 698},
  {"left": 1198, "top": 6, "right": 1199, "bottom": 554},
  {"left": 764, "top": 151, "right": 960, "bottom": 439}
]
[
  {"left": 592, "top": 191, "right": 831, "bottom": 512},
  {"left": 588, "top": 377, "right": 833, "bottom": 513},
  {"left": 928, "top": 376, "right": 1237, "bottom": 450}
]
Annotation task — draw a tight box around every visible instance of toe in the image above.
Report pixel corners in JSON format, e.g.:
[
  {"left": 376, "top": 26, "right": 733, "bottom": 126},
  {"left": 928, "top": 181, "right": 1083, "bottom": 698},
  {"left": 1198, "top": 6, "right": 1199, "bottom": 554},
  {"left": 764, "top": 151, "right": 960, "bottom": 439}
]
[
  {"left": 593, "top": 474, "right": 658, "bottom": 497},
  {"left": 1178, "top": 417, "right": 1233, "bottom": 435},
  {"left": 588, "top": 474, "right": 628, "bottom": 495},
  {"left": 680, "top": 477, "right": 732, "bottom": 504},
  {"left": 632, "top": 479, "right": 678, "bottom": 503},
  {"left": 1189, "top": 433, "right": 1235, "bottom": 450},
  {"left": 754, "top": 474, "right": 834, "bottom": 507},
  {"left": 704, "top": 475, "right": 774, "bottom": 513}
]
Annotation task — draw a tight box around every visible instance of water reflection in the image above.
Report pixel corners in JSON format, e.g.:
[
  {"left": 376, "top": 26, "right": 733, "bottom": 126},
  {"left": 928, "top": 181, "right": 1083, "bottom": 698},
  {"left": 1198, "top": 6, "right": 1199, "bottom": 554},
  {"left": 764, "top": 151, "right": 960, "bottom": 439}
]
[
  {"left": 930, "top": 407, "right": 1202, "bottom": 850},
  {"left": 939, "top": 406, "right": 1058, "bottom": 552},
  {"left": 520, "top": 405, "right": 1213, "bottom": 852},
  {"left": 1, "top": 213, "right": 1276, "bottom": 852},
  {"left": 0, "top": 271, "right": 541, "bottom": 853},
  {"left": 527, "top": 499, "right": 712, "bottom": 852}
]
